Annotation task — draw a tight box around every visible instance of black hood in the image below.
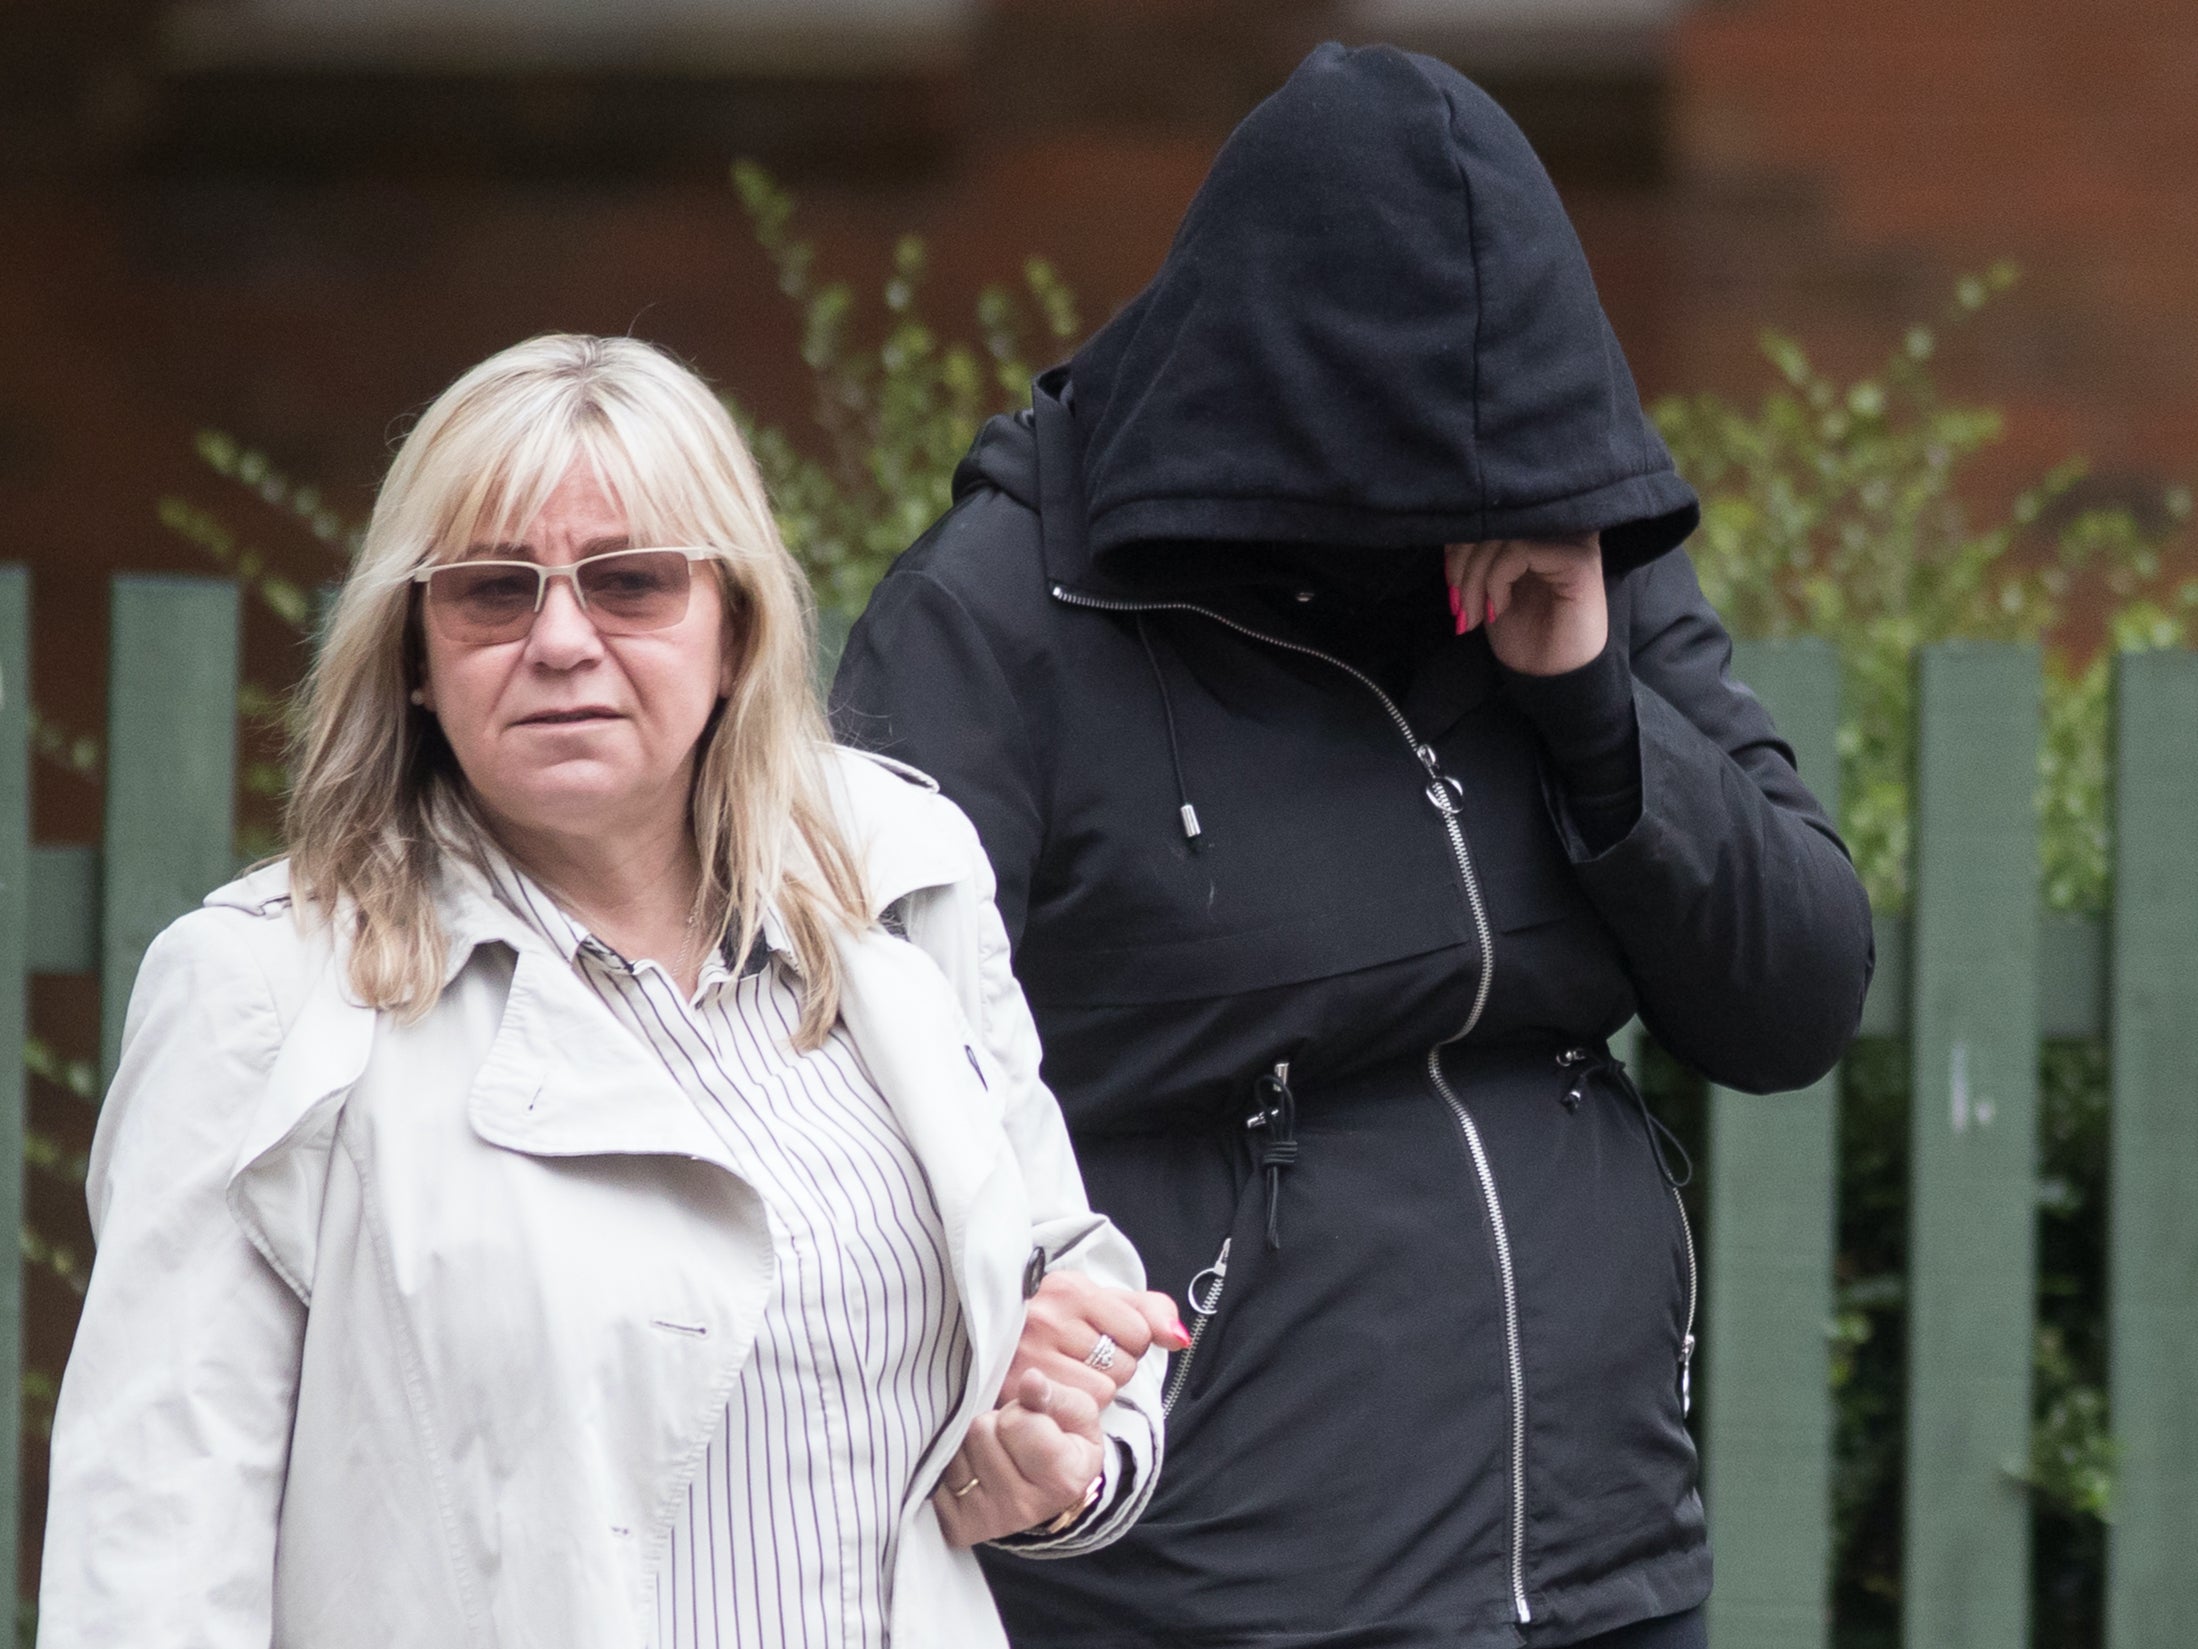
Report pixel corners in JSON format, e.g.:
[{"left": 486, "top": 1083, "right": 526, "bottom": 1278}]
[{"left": 1057, "top": 41, "right": 1696, "bottom": 584}]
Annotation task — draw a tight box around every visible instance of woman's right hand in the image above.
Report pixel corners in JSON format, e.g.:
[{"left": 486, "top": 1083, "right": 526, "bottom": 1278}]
[
  {"left": 1007, "top": 1271, "right": 1191, "bottom": 1410},
  {"left": 933, "top": 1371, "right": 1107, "bottom": 1547},
  {"left": 1445, "top": 533, "right": 1608, "bottom": 676}
]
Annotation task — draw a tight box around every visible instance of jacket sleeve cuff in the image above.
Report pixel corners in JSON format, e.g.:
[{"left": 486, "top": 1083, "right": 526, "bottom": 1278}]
[
  {"left": 984, "top": 1381, "right": 1161, "bottom": 1559},
  {"left": 1499, "top": 636, "right": 1643, "bottom": 855}
]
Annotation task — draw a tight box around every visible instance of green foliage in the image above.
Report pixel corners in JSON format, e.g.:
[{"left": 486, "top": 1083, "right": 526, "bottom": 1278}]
[
  {"left": 1652, "top": 265, "right": 2198, "bottom": 915},
  {"left": 27, "top": 708, "right": 100, "bottom": 779},
  {"left": 21, "top": 1037, "right": 95, "bottom": 1106},
  {"left": 1823, "top": 1038, "right": 1909, "bottom": 1637},
  {"left": 154, "top": 497, "right": 315, "bottom": 630},
  {"left": 728, "top": 160, "right": 1079, "bottom": 625},
  {"left": 19, "top": 1226, "right": 86, "bottom": 1299},
  {"left": 189, "top": 429, "right": 363, "bottom": 559},
  {"left": 2030, "top": 1326, "right": 2116, "bottom": 1520},
  {"left": 17, "top": 1372, "right": 56, "bottom": 1446}
]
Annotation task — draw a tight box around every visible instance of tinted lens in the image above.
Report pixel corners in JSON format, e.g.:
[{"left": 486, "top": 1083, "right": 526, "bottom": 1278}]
[
  {"left": 425, "top": 561, "right": 539, "bottom": 642},
  {"left": 576, "top": 549, "right": 694, "bottom": 633}
]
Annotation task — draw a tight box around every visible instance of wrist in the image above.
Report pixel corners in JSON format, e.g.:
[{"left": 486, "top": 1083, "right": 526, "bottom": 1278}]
[
  {"left": 1030, "top": 1472, "right": 1104, "bottom": 1536},
  {"left": 1501, "top": 636, "right": 1642, "bottom": 853},
  {"left": 1490, "top": 603, "right": 1608, "bottom": 677},
  {"left": 1500, "top": 628, "right": 1629, "bottom": 720}
]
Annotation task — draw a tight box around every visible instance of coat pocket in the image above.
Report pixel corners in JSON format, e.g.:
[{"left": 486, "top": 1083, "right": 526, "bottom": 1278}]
[{"left": 1557, "top": 1045, "right": 1698, "bottom": 1414}]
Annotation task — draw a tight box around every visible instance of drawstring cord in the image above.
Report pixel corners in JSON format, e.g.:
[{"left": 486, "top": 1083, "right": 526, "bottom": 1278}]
[
  {"left": 1135, "top": 614, "right": 1206, "bottom": 851},
  {"left": 1566, "top": 1045, "right": 1700, "bottom": 1417},
  {"left": 1560, "top": 1046, "right": 1694, "bottom": 1188},
  {"left": 1246, "top": 1061, "right": 1299, "bottom": 1250}
]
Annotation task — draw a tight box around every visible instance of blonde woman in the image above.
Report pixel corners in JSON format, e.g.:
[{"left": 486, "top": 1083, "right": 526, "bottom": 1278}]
[{"left": 38, "top": 334, "right": 1184, "bottom": 1649}]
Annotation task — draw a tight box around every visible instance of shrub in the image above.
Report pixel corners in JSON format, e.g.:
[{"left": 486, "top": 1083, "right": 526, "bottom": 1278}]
[{"left": 725, "top": 160, "right": 1078, "bottom": 658}]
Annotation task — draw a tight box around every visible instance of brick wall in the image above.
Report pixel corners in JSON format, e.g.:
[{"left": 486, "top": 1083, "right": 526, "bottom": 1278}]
[{"left": 1670, "top": 0, "right": 2198, "bottom": 512}]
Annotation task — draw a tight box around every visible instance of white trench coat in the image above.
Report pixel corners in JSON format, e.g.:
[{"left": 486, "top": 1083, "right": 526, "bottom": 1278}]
[{"left": 38, "top": 749, "right": 1162, "bottom": 1649}]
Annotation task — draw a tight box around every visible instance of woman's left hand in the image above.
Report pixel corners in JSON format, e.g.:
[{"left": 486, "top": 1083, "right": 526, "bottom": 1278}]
[
  {"left": 1445, "top": 534, "right": 1607, "bottom": 677},
  {"left": 932, "top": 1370, "right": 1107, "bottom": 1548},
  {"left": 1006, "top": 1271, "right": 1191, "bottom": 1412}
]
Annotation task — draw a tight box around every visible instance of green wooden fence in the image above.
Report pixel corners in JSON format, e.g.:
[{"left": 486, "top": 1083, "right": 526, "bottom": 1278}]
[{"left": 2, "top": 570, "right": 2196, "bottom": 1642}]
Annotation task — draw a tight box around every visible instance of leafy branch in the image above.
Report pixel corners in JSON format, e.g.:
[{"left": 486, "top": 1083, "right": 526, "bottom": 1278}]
[
  {"left": 1653, "top": 267, "right": 2197, "bottom": 912},
  {"left": 728, "top": 159, "right": 1080, "bottom": 621}
]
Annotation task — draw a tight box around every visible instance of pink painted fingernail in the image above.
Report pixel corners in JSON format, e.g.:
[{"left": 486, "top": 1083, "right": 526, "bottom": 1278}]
[
  {"left": 1446, "top": 584, "right": 1462, "bottom": 622},
  {"left": 1485, "top": 596, "right": 1498, "bottom": 626}
]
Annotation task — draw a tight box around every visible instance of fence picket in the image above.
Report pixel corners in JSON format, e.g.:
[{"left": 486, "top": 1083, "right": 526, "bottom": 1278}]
[
  {"left": 97, "top": 577, "right": 240, "bottom": 1085},
  {"left": 2105, "top": 650, "right": 2198, "bottom": 1645},
  {"left": 1904, "top": 643, "right": 2040, "bottom": 1649},
  {"left": 1704, "top": 638, "right": 1840, "bottom": 1649},
  {"left": 0, "top": 565, "right": 29, "bottom": 1615}
]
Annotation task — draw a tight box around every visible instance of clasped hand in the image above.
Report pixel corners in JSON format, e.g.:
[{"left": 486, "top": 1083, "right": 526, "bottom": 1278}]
[{"left": 931, "top": 1273, "right": 1189, "bottom": 1547}]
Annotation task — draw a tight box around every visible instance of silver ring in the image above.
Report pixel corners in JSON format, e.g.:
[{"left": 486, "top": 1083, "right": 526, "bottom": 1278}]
[{"left": 1084, "top": 1333, "right": 1119, "bottom": 1372}]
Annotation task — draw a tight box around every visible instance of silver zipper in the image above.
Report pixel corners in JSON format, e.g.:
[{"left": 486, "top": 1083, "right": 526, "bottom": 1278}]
[
  {"left": 1053, "top": 583, "right": 1523, "bottom": 1620},
  {"left": 1162, "top": 1238, "right": 1232, "bottom": 1417},
  {"left": 1415, "top": 750, "right": 1496, "bottom": 1041},
  {"left": 1427, "top": 1050, "right": 1533, "bottom": 1623},
  {"left": 1673, "top": 1186, "right": 1698, "bottom": 1416}
]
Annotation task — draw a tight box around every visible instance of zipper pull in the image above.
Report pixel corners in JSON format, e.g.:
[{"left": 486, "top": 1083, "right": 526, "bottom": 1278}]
[
  {"left": 1680, "top": 1332, "right": 1696, "bottom": 1416},
  {"left": 1165, "top": 1236, "right": 1235, "bottom": 1418},
  {"left": 1418, "top": 744, "right": 1465, "bottom": 817},
  {"left": 1556, "top": 1046, "right": 1594, "bottom": 1110},
  {"left": 1246, "top": 1060, "right": 1292, "bottom": 1128},
  {"left": 1187, "top": 1238, "right": 1231, "bottom": 1317}
]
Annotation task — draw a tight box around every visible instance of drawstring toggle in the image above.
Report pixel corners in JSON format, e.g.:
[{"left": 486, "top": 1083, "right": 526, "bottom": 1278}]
[{"left": 1246, "top": 1061, "right": 1299, "bottom": 1251}]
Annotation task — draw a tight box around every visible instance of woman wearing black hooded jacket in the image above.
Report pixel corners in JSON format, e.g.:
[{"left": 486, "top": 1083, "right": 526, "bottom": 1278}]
[{"left": 833, "top": 43, "right": 1873, "bottom": 1649}]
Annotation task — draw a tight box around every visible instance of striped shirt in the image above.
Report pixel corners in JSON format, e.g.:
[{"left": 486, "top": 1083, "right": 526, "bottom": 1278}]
[{"left": 482, "top": 856, "right": 972, "bottom": 1649}]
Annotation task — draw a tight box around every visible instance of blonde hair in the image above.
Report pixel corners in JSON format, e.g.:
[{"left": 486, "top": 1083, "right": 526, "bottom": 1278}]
[{"left": 286, "top": 333, "right": 868, "bottom": 1048}]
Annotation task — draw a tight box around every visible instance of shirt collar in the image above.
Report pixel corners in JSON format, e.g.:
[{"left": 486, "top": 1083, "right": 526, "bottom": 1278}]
[{"left": 435, "top": 837, "right": 784, "bottom": 990}]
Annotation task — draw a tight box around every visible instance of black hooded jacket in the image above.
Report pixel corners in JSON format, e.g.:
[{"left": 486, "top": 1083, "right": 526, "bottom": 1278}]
[{"left": 834, "top": 43, "right": 1872, "bottom": 1649}]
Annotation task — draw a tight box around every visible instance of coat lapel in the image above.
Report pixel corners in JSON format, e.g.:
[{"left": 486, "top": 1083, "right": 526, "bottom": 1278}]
[
  {"left": 463, "top": 946, "right": 738, "bottom": 1170},
  {"left": 225, "top": 943, "right": 379, "bottom": 1302},
  {"left": 830, "top": 924, "right": 1022, "bottom": 1381}
]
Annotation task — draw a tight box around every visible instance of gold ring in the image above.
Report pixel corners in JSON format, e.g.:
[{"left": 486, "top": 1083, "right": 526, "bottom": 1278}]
[{"left": 951, "top": 1474, "right": 982, "bottom": 1499}]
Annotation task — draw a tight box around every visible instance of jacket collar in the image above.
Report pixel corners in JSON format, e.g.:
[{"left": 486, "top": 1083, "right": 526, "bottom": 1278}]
[{"left": 1034, "top": 367, "right": 1103, "bottom": 596}]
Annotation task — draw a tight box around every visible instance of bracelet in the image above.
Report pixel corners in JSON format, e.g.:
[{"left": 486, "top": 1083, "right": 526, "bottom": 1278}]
[{"left": 1034, "top": 1472, "right": 1104, "bottom": 1537}]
